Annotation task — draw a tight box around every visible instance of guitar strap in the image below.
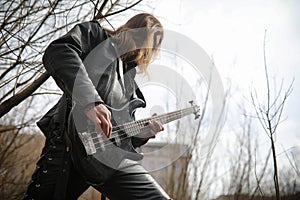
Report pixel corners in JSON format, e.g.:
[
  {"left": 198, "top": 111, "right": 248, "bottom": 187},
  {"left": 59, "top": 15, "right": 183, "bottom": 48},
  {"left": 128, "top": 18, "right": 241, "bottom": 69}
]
[
  {"left": 117, "top": 57, "right": 126, "bottom": 93},
  {"left": 117, "top": 57, "right": 146, "bottom": 108},
  {"left": 133, "top": 80, "right": 146, "bottom": 108}
]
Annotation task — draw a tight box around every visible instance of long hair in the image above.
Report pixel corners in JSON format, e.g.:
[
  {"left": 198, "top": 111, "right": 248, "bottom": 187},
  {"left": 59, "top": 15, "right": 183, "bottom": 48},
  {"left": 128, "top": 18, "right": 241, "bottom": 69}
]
[{"left": 105, "top": 13, "right": 164, "bottom": 75}]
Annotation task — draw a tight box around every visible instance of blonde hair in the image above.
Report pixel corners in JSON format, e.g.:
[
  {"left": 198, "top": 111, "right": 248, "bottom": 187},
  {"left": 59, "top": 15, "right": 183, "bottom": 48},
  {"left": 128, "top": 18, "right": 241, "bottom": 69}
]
[{"left": 105, "top": 13, "right": 164, "bottom": 75}]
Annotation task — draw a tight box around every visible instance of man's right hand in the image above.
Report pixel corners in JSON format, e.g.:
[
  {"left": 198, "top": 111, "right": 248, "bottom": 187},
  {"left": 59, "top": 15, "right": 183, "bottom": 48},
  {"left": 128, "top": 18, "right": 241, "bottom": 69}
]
[{"left": 84, "top": 103, "right": 112, "bottom": 138}]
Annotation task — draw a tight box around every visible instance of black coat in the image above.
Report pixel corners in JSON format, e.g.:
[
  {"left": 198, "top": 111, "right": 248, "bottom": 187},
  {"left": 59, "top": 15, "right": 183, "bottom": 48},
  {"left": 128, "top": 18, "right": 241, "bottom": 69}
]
[{"left": 37, "top": 21, "right": 148, "bottom": 150}]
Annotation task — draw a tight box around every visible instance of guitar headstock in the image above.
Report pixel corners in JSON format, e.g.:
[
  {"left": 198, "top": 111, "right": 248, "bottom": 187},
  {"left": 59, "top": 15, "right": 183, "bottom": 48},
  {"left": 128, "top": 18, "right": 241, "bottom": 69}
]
[{"left": 189, "top": 100, "right": 200, "bottom": 119}]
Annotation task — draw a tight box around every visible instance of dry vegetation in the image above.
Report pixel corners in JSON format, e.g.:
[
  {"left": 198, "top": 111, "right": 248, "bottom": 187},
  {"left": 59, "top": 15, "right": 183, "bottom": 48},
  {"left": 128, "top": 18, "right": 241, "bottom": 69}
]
[
  {"left": 0, "top": 125, "right": 45, "bottom": 199},
  {"left": 0, "top": 1, "right": 299, "bottom": 200}
]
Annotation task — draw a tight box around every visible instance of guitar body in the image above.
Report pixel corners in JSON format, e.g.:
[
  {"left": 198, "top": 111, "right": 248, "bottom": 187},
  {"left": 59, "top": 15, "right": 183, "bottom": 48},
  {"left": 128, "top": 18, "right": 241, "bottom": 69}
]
[
  {"left": 68, "top": 97, "right": 199, "bottom": 185},
  {"left": 69, "top": 99, "right": 145, "bottom": 185}
]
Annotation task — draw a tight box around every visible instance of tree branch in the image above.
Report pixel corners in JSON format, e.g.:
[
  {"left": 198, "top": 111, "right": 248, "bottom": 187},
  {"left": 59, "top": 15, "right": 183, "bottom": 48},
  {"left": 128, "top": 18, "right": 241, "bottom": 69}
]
[{"left": 0, "top": 72, "right": 49, "bottom": 118}]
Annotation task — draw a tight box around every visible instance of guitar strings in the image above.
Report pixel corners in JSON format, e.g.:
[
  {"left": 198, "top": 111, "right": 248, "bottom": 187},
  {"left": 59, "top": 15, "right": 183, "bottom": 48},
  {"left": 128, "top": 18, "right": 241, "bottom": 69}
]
[
  {"left": 90, "top": 106, "right": 194, "bottom": 141},
  {"left": 88, "top": 108, "right": 196, "bottom": 150},
  {"left": 92, "top": 126, "right": 153, "bottom": 149},
  {"left": 98, "top": 106, "right": 196, "bottom": 132},
  {"left": 90, "top": 107, "right": 195, "bottom": 143}
]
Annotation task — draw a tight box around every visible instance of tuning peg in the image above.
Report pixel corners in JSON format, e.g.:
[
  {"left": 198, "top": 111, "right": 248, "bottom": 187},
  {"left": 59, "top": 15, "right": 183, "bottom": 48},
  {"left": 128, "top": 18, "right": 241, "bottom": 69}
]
[
  {"left": 189, "top": 100, "right": 200, "bottom": 119},
  {"left": 194, "top": 113, "right": 200, "bottom": 119}
]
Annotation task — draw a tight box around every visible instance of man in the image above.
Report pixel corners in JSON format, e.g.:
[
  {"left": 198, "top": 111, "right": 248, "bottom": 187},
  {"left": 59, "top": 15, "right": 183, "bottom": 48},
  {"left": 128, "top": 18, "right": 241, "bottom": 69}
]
[{"left": 24, "top": 13, "right": 172, "bottom": 200}]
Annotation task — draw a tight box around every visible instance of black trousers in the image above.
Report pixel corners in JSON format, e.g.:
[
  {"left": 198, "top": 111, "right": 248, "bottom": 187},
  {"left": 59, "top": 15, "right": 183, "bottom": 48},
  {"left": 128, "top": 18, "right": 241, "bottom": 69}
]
[{"left": 24, "top": 134, "right": 171, "bottom": 200}]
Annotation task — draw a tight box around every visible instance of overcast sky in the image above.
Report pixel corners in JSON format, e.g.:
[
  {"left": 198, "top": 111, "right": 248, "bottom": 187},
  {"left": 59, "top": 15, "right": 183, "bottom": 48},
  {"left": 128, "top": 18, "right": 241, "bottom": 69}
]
[{"left": 136, "top": 0, "right": 300, "bottom": 153}]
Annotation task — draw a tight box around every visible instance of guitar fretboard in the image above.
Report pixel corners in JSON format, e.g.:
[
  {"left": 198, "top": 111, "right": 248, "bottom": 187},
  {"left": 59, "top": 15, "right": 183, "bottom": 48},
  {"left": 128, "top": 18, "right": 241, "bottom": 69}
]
[{"left": 119, "top": 106, "right": 198, "bottom": 137}]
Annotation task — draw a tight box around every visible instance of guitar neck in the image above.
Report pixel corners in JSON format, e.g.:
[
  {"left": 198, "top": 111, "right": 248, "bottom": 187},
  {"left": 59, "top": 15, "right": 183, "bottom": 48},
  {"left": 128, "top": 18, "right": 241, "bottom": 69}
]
[
  {"left": 145, "top": 107, "right": 196, "bottom": 125},
  {"left": 122, "top": 106, "right": 198, "bottom": 137}
]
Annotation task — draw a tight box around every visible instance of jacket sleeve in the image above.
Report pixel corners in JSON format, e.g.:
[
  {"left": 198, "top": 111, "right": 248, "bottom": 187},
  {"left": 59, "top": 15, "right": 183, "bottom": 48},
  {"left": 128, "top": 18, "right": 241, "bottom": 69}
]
[{"left": 42, "top": 21, "right": 104, "bottom": 107}]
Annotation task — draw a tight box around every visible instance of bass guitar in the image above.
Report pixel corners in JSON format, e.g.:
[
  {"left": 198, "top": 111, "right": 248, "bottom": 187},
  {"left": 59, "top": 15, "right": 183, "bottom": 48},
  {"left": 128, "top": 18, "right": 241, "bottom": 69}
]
[{"left": 70, "top": 99, "right": 200, "bottom": 184}]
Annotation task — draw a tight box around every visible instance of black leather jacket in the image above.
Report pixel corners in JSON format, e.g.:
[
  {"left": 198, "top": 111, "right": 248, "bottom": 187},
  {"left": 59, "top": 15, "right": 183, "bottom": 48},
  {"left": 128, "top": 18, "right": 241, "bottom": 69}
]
[{"left": 37, "top": 21, "right": 147, "bottom": 148}]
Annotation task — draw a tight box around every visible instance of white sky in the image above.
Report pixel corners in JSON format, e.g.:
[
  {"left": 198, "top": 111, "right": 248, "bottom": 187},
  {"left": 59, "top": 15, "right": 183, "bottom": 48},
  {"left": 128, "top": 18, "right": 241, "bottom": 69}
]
[
  {"left": 12, "top": 1, "right": 297, "bottom": 194},
  {"left": 145, "top": 0, "right": 300, "bottom": 152},
  {"left": 21, "top": 0, "right": 299, "bottom": 165}
]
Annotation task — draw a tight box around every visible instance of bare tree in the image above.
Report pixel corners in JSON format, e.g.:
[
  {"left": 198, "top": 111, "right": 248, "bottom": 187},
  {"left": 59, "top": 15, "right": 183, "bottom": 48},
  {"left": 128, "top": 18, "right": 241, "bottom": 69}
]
[
  {"left": 250, "top": 30, "right": 294, "bottom": 200},
  {"left": 193, "top": 82, "right": 228, "bottom": 200},
  {"left": 0, "top": 0, "right": 143, "bottom": 118},
  {"left": 0, "top": 1, "right": 148, "bottom": 199},
  {"left": 0, "top": 95, "right": 45, "bottom": 200},
  {"left": 225, "top": 111, "right": 253, "bottom": 199}
]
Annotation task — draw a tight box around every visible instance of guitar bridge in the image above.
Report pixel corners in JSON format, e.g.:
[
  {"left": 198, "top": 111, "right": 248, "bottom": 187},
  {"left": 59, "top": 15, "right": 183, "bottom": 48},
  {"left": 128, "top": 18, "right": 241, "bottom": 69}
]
[{"left": 78, "top": 131, "right": 97, "bottom": 155}]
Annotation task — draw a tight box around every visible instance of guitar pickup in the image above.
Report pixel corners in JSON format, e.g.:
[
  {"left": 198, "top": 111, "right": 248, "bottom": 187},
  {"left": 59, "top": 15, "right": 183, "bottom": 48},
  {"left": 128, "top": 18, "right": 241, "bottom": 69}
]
[{"left": 78, "top": 131, "right": 97, "bottom": 155}]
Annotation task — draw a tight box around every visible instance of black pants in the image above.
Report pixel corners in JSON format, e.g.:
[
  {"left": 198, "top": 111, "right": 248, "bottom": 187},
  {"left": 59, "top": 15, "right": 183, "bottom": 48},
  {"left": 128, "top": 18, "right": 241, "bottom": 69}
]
[
  {"left": 67, "top": 159, "right": 171, "bottom": 200},
  {"left": 24, "top": 135, "right": 171, "bottom": 200}
]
